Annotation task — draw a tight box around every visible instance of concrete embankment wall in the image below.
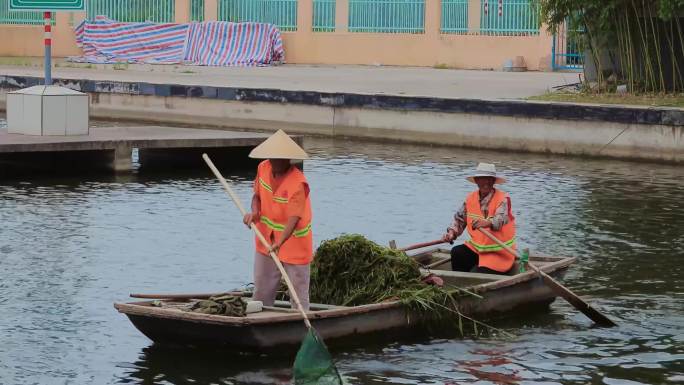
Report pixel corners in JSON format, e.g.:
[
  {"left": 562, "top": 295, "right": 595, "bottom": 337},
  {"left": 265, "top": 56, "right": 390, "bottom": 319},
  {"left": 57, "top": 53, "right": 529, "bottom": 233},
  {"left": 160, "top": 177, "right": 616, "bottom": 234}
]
[{"left": 1, "top": 75, "right": 683, "bottom": 163}]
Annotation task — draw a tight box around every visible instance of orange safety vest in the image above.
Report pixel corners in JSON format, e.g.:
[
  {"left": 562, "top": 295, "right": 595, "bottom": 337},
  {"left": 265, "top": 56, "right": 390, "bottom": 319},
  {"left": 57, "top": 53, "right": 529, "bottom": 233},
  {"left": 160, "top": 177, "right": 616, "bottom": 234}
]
[
  {"left": 465, "top": 189, "right": 516, "bottom": 273},
  {"left": 254, "top": 160, "right": 313, "bottom": 265}
]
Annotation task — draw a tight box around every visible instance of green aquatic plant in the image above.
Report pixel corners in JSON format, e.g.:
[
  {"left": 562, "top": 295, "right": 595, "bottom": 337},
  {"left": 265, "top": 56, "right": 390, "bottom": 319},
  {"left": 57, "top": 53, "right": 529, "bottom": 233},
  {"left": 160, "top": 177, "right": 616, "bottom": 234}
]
[{"left": 308, "top": 234, "right": 513, "bottom": 338}]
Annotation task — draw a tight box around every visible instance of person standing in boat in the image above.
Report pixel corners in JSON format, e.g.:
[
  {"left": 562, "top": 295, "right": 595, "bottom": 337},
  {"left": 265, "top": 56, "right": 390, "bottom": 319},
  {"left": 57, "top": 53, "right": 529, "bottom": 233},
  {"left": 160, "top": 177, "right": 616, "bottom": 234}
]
[
  {"left": 442, "top": 163, "right": 517, "bottom": 275},
  {"left": 242, "top": 130, "right": 313, "bottom": 310}
]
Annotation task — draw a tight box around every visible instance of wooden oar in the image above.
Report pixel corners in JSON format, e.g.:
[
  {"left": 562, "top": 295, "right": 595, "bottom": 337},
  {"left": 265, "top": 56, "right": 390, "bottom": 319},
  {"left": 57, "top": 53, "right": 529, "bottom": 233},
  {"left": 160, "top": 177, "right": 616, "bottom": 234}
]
[
  {"left": 130, "top": 291, "right": 244, "bottom": 300},
  {"left": 399, "top": 239, "right": 447, "bottom": 252},
  {"left": 395, "top": 239, "right": 451, "bottom": 268},
  {"left": 478, "top": 228, "right": 617, "bottom": 327}
]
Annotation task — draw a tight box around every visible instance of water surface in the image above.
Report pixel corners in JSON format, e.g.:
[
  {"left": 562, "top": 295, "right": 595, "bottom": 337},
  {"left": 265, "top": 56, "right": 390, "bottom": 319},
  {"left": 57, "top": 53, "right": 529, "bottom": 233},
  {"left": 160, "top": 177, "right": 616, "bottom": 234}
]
[{"left": 0, "top": 126, "right": 682, "bottom": 384}]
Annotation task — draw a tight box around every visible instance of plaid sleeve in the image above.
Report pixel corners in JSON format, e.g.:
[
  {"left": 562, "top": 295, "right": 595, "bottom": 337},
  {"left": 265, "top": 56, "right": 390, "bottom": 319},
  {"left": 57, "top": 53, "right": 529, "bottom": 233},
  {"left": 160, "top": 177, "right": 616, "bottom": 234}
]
[
  {"left": 490, "top": 199, "right": 509, "bottom": 231},
  {"left": 449, "top": 202, "right": 467, "bottom": 236}
]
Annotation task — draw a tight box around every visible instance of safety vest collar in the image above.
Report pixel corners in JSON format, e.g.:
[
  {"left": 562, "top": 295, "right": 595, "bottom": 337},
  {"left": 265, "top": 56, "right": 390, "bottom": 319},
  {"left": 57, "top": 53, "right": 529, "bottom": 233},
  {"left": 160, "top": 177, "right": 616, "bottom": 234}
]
[{"left": 259, "top": 167, "right": 297, "bottom": 204}]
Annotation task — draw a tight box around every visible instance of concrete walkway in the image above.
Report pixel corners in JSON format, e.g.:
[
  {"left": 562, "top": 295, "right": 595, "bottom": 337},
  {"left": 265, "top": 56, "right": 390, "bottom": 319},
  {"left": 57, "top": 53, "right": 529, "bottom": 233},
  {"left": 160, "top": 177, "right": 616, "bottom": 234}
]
[
  {"left": 0, "top": 125, "right": 270, "bottom": 172},
  {"left": 0, "top": 63, "right": 578, "bottom": 100},
  {"left": 0, "top": 125, "right": 268, "bottom": 150}
]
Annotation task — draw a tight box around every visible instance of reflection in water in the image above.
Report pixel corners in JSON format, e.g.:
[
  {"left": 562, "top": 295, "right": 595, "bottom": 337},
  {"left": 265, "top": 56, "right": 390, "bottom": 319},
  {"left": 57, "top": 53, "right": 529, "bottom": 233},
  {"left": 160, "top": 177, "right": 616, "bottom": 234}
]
[
  {"left": 0, "top": 135, "right": 682, "bottom": 385},
  {"left": 123, "top": 345, "right": 294, "bottom": 385}
]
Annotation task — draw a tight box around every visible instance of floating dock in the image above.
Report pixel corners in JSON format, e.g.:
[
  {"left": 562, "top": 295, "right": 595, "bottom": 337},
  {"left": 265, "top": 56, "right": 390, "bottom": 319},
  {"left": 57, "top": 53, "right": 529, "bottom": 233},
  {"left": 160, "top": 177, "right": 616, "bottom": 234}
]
[{"left": 0, "top": 125, "right": 274, "bottom": 175}]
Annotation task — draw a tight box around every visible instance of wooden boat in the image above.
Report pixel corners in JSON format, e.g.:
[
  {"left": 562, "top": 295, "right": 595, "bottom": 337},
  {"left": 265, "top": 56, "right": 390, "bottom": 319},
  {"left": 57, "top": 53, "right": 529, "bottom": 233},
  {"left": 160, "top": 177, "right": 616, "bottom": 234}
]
[{"left": 114, "top": 248, "right": 575, "bottom": 350}]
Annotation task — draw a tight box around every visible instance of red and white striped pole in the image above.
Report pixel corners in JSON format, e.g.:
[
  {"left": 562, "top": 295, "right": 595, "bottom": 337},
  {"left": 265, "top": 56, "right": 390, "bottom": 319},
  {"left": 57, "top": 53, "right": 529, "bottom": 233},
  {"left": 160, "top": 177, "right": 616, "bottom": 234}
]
[{"left": 44, "top": 11, "right": 52, "bottom": 86}]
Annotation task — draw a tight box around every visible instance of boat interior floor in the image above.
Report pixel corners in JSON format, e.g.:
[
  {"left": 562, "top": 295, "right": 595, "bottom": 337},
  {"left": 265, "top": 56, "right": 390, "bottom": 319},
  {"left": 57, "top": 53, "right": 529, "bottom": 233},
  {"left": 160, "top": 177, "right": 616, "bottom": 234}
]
[
  {"left": 142, "top": 299, "right": 348, "bottom": 318},
  {"left": 122, "top": 250, "right": 569, "bottom": 319},
  {"left": 416, "top": 250, "right": 555, "bottom": 288}
]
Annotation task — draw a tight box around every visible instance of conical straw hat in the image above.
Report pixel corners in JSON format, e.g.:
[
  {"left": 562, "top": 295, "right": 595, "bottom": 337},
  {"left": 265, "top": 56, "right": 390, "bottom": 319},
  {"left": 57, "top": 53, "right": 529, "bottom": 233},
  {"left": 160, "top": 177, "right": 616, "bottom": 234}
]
[{"left": 248, "top": 129, "right": 309, "bottom": 160}]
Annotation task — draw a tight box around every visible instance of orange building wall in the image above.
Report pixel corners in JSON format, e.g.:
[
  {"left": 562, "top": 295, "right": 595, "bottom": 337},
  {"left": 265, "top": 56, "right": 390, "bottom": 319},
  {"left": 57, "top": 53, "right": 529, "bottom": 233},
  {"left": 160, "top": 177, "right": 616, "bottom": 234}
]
[{"left": 0, "top": 0, "right": 553, "bottom": 70}]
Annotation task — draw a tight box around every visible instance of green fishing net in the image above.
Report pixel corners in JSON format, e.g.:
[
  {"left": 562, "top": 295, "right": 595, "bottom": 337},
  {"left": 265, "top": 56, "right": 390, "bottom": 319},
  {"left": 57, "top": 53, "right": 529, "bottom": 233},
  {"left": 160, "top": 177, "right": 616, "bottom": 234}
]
[{"left": 293, "top": 329, "right": 343, "bottom": 385}]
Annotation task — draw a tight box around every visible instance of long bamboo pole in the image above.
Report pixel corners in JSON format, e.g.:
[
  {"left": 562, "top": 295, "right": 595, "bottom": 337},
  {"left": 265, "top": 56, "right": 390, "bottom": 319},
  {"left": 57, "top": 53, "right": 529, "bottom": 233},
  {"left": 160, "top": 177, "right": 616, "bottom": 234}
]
[
  {"left": 625, "top": 10, "right": 638, "bottom": 92},
  {"left": 632, "top": 0, "right": 656, "bottom": 92},
  {"left": 645, "top": 1, "right": 666, "bottom": 92},
  {"left": 675, "top": 17, "right": 684, "bottom": 91}
]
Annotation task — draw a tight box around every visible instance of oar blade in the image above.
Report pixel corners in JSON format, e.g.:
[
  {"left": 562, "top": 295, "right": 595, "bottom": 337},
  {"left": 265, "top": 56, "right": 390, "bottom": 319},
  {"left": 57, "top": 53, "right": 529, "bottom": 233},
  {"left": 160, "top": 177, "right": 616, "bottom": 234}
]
[
  {"left": 293, "top": 329, "right": 343, "bottom": 385},
  {"left": 542, "top": 273, "right": 617, "bottom": 327},
  {"left": 477, "top": 228, "right": 617, "bottom": 327},
  {"left": 582, "top": 304, "right": 618, "bottom": 327},
  {"left": 541, "top": 274, "right": 617, "bottom": 327}
]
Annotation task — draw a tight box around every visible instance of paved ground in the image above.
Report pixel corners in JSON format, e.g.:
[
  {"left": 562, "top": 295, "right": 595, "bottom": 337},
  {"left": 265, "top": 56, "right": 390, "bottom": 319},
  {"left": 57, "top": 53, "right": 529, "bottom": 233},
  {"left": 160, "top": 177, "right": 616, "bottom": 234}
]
[{"left": 0, "top": 63, "right": 579, "bottom": 100}]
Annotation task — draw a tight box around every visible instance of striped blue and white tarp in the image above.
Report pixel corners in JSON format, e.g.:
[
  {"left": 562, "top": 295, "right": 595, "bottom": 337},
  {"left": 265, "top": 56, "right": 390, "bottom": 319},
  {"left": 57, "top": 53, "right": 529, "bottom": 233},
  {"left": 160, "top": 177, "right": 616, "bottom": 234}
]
[
  {"left": 185, "top": 21, "right": 284, "bottom": 66},
  {"left": 72, "top": 16, "right": 284, "bottom": 66}
]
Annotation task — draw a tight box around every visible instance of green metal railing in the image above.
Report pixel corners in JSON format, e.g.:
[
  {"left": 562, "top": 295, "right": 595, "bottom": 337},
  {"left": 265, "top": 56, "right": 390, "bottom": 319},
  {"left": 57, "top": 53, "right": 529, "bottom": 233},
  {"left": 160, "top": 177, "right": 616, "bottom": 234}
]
[
  {"left": 191, "top": 0, "right": 204, "bottom": 21},
  {"left": 552, "top": 19, "right": 584, "bottom": 70},
  {"left": 349, "top": 0, "right": 424, "bottom": 33},
  {"left": 441, "top": 0, "right": 468, "bottom": 34},
  {"left": 218, "top": 0, "right": 298, "bottom": 31},
  {"left": 0, "top": 0, "right": 55, "bottom": 24},
  {"left": 87, "top": 0, "right": 175, "bottom": 22},
  {"left": 313, "top": 0, "right": 335, "bottom": 32},
  {"left": 480, "top": 0, "right": 539, "bottom": 35}
]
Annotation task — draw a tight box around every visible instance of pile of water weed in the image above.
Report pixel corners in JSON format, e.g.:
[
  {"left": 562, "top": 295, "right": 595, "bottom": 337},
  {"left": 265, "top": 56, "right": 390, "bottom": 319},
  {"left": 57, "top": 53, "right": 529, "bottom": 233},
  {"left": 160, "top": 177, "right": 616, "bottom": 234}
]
[{"left": 307, "top": 234, "right": 512, "bottom": 338}]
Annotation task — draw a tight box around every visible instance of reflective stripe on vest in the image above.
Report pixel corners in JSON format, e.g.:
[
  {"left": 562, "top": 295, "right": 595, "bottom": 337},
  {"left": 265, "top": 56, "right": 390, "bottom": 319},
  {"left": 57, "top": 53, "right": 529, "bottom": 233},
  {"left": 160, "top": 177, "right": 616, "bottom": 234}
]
[
  {"left": 260, "top": 215, "right": 312, "bottom": 238},
  {"left": 260, "top": 216, "right": 285, "bottom": 231},
  {"left": 259, "top": 178, "right": 273, "bottom": 193},
  {"left": 293, "top": 223, "right": 312, "bottom": 238},
  {"left": 467, "top": 237, "right": 516, "bottom": 252},
  {"left": 466, "top": 213, "right": 486, "bottom": 220}
]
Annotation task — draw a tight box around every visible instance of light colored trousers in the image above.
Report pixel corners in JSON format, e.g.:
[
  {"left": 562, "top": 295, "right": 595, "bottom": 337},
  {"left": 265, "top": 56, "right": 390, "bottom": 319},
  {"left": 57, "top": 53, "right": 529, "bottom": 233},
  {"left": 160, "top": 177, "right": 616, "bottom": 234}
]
[{"left": 252, "top": 252, "right": 310, "bottom": 310}]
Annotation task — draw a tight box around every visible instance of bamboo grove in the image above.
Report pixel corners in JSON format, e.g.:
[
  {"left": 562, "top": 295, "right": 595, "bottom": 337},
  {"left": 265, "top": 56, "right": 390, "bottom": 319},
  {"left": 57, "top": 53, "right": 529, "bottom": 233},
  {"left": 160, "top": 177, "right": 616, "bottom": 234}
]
[{"left": 539, "top": 0, "right": 684, "bottom": 93}]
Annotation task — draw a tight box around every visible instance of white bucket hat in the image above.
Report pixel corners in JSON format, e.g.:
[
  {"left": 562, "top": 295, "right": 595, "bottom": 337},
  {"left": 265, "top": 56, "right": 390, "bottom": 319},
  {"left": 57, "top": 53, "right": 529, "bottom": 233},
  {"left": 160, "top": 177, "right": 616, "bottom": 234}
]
[
  {"left": 248, "top": 129, "right": 309, "bottom": 160},
  {"left": 466, "top": 162, "right": 506, "bottom": 184}
]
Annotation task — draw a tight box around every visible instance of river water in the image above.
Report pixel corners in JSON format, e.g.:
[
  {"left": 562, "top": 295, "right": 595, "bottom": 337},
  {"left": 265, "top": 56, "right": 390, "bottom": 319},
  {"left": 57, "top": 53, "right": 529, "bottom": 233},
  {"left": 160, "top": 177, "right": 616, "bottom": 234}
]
[{"left": 1, "top": 123, "right": 683, "bottom": 384}]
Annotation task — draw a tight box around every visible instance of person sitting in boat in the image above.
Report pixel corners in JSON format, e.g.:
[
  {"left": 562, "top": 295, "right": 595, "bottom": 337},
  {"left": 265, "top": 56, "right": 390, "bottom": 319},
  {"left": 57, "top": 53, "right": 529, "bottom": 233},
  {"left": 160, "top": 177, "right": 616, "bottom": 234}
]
[
  {"left": 442, "top": 162, "right": 517, "bottom": 275},
  {"left": 242, "top": 130, "right": 313, "bottom": 310}
]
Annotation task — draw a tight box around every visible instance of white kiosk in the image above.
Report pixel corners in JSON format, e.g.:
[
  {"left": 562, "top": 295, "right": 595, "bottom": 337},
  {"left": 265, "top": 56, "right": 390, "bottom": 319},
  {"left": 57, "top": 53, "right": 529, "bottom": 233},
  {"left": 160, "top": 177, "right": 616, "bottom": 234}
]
[
  {"left": 6, "top": 0, "right": 88, "bottom": 136},
  {"left": 7, "top": 85, "right": 88, "bottom": 135}
]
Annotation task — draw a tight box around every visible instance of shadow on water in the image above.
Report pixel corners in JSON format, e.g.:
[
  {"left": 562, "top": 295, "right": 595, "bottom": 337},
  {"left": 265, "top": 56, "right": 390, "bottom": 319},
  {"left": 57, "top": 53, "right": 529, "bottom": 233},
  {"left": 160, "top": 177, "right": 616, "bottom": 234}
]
[
  {"left": 0, "top": 150, "right": 262, "bottom": 187},
  {"left": 119, "top": 344, "right": 294, "bottom": 385},
  {"left": 0, "top": 148, "right": 260, "bottom": 179},
  {"left": 118, "top": 331, "right": 512, "bottom": 385},
  {"left": 138, "top": 147, "right": 260, "bottom": 173}
]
